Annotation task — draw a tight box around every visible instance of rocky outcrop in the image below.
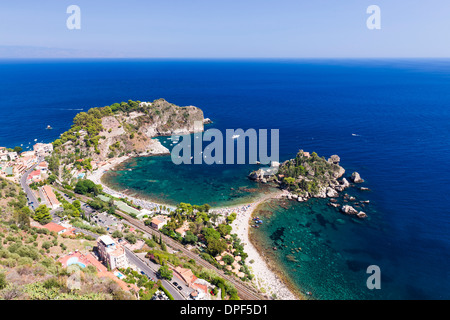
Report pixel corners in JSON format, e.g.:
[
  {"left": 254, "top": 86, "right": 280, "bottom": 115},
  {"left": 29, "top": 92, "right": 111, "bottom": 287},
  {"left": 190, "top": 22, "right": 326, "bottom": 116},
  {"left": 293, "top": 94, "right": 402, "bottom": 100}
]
[
  {"left": 341, "top": 205, "right": 358, "bottom": 215},
  {"left": 326, "top": 187, "right": 339, "bottom": 198},
  {"left": 248, "top": 168, "right": 265, "bottom": 181},
  {"left": 351, "top": 172, "right": 364, "bottom": 183},
  {"left": 328, "top": 155, "right": 341, "bottom": 165}
]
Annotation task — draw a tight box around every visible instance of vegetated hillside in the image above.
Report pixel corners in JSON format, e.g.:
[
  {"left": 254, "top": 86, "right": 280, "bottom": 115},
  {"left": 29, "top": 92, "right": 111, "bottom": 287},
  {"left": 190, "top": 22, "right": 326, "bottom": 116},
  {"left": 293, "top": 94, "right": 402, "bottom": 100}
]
[
  {"left": 0, "top": 178, "right": 30, "bottom": 227},
  {"left": 53, "top": 98, "right": 206, "bottom": 162},
  {"left": 0, "top": 180, "right": 134, "bottom": 300}
]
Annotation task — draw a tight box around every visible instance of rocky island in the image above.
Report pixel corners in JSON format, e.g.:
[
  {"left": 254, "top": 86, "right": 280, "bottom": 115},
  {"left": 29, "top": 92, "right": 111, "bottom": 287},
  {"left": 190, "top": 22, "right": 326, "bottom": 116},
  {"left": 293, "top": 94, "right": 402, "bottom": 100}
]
[
  {"left": 249, "top": 150, "right": 346, "bottom": 200},
  {"left": 249, "top": 150, "right": 370, "bottom": 219}
]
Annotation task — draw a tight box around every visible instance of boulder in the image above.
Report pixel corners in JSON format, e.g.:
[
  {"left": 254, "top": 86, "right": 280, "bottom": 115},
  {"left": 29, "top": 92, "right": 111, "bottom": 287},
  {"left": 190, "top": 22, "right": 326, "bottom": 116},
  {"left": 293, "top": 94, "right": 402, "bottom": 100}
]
[
  {"left": 357, "top": 211, "right": 368, "bottom": 219},
  {"left": 248, "top": 168, "right": 264, "bottom": 181},
  {"left": 328, "top": 202, "right": 340, "bottom": 208},
  {"left": 315, "top": 187, "right": 327, "bottom": 198},
  {"left": 341, "top": 205, "right": 358, "bottom": 215},
  {"left": 326, "top": 187, "right": 339, "bottom": 198},
  {"left": 360, "top": 187, "right": 370, "bottom": 191},
  {"left": 350, "top": 172, "right": 364, "bottom": 183},
  {"left": 341, "top": 178, "right": 350, "bottom": 188},
  {"left": 333, "top": 166, "right": 346, "bottom": 179},
  {"left": 328, "top": 154, "right": 341, "bottom": 164}
]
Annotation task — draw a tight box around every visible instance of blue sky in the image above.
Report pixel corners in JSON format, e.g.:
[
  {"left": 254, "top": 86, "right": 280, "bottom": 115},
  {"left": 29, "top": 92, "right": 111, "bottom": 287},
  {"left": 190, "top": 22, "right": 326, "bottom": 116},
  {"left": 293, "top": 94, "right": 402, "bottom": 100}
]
[{"left": 0, "top": 0, "right": 449, "bottom": 58}]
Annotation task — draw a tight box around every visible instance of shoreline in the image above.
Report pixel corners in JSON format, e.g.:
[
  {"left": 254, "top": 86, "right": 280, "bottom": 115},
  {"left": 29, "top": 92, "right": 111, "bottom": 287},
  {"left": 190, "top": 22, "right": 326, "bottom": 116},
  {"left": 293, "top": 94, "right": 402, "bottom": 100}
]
[
  {"left": 230, "top": 191, "right": 303, "bottom": 300},
  {"left": 87, "top": 154, "right": 300, "bottom": 300}
]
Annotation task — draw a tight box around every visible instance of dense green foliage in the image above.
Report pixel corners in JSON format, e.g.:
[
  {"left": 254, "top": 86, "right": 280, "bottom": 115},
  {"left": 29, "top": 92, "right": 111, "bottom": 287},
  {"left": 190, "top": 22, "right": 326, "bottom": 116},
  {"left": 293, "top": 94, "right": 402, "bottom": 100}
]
[{"left": 277, "top": 149, "right": 342, "bottom": 196}]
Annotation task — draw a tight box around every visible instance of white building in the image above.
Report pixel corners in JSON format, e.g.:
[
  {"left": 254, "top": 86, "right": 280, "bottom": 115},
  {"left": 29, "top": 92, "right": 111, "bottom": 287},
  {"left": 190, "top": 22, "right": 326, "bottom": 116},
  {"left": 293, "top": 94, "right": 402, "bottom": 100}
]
[
  {"left": 33, "top": 143, "right": 53, "bottom": 156},
  {"left": 7, "top": 152, "right": 18, "bottom": 161},
  {"left": 97, "top": 235, "right": 128, "bottom": 270}
]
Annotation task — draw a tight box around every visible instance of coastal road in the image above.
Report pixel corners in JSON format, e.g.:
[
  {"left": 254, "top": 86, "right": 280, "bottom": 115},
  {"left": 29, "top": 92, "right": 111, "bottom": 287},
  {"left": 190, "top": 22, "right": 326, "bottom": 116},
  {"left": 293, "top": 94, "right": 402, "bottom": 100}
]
[
  {"left": 124, "top": 247, "right": 186, "bottom": 300},
  {"left": 20, "top": 156, "right": 43, "bottom": 210}
]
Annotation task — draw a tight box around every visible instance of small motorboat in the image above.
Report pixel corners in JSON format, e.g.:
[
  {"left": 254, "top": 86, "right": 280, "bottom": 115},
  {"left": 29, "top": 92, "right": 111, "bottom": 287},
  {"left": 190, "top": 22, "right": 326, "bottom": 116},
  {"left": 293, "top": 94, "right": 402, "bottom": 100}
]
[{"left": 46, "top": 125, "right": 53, "bottom": 130}]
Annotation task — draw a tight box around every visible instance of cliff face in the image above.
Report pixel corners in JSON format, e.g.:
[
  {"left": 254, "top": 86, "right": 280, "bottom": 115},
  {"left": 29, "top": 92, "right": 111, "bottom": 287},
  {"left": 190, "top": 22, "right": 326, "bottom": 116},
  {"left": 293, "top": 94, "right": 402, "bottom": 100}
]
[{"left": 56, "top": 99, "right": 207, "bottom": 162}]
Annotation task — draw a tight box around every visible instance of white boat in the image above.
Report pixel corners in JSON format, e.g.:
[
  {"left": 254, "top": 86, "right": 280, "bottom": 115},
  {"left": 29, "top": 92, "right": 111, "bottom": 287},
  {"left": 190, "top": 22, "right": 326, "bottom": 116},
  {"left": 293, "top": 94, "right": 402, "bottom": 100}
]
[{"left": 232, "top": 135, "right": 240, "bottom": 139}]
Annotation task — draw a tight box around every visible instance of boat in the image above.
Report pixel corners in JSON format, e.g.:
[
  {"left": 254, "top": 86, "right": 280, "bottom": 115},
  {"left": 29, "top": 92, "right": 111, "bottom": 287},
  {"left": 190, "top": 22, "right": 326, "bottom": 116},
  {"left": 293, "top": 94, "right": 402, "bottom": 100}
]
[
  {"left": 46, "top": 125, "right": 53, "bottom": 130},
  {"left": 232, "top": 134, "right": 240, "bottom": 139}
]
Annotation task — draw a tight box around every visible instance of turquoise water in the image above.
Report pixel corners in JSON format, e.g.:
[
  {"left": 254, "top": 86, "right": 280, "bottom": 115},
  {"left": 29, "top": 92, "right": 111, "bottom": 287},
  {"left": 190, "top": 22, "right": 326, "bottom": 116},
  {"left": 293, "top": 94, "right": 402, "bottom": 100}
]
[{"left": 102, "top": 137, "right": 276, "bottom": 207}]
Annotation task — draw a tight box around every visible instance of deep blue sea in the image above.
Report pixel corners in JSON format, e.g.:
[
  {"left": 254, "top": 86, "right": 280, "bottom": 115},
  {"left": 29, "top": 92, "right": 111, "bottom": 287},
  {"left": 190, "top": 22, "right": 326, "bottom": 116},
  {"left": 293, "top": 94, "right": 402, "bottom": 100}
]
[{"left": 1, "top": 59, "right": 449, "bottom": 299}]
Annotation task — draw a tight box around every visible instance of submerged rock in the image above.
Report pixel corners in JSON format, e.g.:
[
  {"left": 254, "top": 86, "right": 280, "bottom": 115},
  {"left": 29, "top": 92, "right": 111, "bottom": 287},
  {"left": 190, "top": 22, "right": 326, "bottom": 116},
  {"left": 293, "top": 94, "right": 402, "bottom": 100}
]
[{"left": 357, "top": 211, "right": 368, "bottom": 219}]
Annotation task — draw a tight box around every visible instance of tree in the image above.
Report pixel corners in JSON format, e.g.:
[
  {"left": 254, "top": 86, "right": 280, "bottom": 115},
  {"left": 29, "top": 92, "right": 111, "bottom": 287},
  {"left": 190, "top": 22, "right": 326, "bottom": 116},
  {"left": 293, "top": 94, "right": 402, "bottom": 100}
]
[
  {"left": 183, "top": 231, "right": 198, "bottom": 244},
  {"left": 222, "top": 254, "right": 234, "bottom": 265},
  {"left": 33, "top": 205, "right": 51, "bottom": 224},
  {"left": 206, "top": 238, "right": 227, "bottom": 256},
  {"left": 202, "top": 228, "right": 221, "bottom": 241},
  {"left": 13, "top": 146, "right": 22, "bottom": 154},
  {"left": 47, "top": 174, "right": 57, "bottom": 184},
  {"left": 124, "top": 233, "right": 137, "bottom": 244},
  {"left": 112, "top": 230, "right": 123, "bottom": 238},
  {"left": 0, "top": 272, "right": 7, "bottom": 290},
  {"left": 74, "top": 179, "right": 101, "bottom": 195},
  {"left": 72, "top": 200, "right": 81, "bottom": 210},
  {"left": 226, "top": 212, "right": 237, "bottom": 224},
  {"left": 14, "top": 206, "right": 31, "bottom": 229},
  {"left": 158, "top": 265, "right": 173, "bottom": 280},
  {"left": 218, "top": 224, "right": 232, "bottom": 237}
]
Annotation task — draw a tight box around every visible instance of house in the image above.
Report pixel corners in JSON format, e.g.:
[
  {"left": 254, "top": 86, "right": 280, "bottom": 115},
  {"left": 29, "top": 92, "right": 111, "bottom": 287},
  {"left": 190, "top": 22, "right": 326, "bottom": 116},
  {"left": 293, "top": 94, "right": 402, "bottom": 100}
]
[
  {"left": 39, "top": 185, "right": 61, "bottom": 209},
  {"left": 97, "top": 235, "right": 128, "bottom": 270},
  {"left": 33, "top": 143, "right": 53, "bottom": 156},
  {"left": 0, "top": 154, "right": 8, "bottom": 162},
  {"left": 173, "top": 266, "right": 197, "bottom": 286},
  {"left": 20, "top": 152, "right": 38, "bottom": 168},
  {"left": 37, "top": 161, "right": 48, "bottom": 171},
  {"left": 42, "top": 222, "right": 67, "bottom": 235},
  {"left": 175, "top": 221, "right": 190, "bottom": 237},
  {"left": 28, "top": 170, "right": 41, "bottom": 182},
  {"left": 150, "top": 216, "right": 167, "bottom": 230}
]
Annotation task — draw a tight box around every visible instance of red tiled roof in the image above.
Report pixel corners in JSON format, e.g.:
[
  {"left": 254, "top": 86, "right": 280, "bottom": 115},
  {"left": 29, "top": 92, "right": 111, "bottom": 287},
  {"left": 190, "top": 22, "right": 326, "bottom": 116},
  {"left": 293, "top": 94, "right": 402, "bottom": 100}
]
[{"left": 43, "top": 222, "right": 66, "bottom": 233}]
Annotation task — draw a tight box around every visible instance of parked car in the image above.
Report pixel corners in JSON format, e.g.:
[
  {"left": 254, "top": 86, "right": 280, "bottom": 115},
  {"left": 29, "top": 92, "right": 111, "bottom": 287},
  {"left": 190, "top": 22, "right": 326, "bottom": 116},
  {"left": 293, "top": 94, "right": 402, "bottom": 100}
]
[
  {"left": 177, "top": 286, "right": 183, "bottom": 290},
  {"left": 173, "top": 282, "right": 178, "bottom": 286}
]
